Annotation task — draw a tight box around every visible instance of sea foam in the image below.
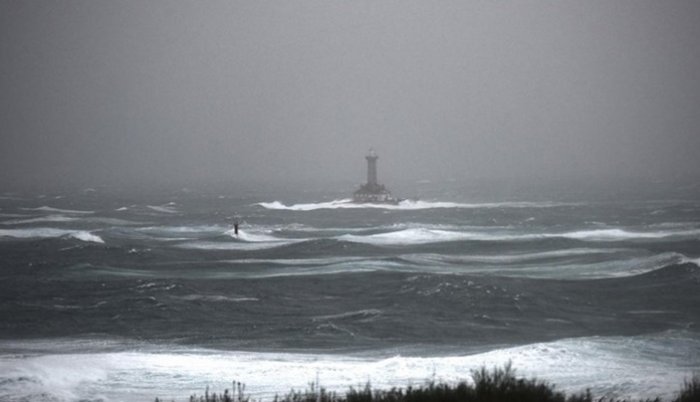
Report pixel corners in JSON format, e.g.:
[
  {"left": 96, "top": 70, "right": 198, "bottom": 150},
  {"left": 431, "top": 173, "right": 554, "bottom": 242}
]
[{"left": 0, "top": 331, "right": 697, "bottom": 402}]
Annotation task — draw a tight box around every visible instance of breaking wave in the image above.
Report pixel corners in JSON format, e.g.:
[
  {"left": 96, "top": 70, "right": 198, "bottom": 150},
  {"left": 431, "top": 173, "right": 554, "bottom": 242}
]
[
  {"left": 0, "top": 331, "right": 697, "bottom": 401},
  {"left": 225, "top": 228, "right": 283, "bottom": 242},
  {"left": 681, "top": 256, "right": 700, "bottom": 266},
  {"left": 258, "top": 199, "right": 576, "bottom": 211},
  {"left": 338, "top": 227, "right": 700, "bottom": 246},
  {"left": 0, "top": 228, "right": 104, "bottom": 243},
  {"left": 177, "top": 229, "right": 304, "bottom": 251},
  {"left": 69, "top": 231, "right": 105, "bottom": 244}
]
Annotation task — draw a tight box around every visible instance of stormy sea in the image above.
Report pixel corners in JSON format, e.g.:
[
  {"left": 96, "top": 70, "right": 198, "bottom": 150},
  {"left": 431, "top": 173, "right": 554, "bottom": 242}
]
[{"left": 1, "top": 181, "right": 699, "bottom": 402}]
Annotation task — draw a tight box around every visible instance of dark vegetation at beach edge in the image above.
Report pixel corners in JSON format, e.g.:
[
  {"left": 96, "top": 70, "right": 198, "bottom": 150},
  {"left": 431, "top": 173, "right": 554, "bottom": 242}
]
[{"left": 155, "top": 364, "right": 700, "bottom": 402}]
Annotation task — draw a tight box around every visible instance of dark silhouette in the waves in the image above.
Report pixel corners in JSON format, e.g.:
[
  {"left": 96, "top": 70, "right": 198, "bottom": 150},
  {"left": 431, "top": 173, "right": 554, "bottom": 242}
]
[{"left": 352, "top": 149, "right": 399, "bottom": 204}]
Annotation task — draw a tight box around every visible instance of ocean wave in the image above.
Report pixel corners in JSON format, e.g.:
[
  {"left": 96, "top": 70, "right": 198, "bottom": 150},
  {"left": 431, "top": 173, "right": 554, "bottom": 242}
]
[
  {"left": 20, "top": 206, "right": 94, "bottom": 214},
  {"left": 137, "top": 225, "right": 228, "bottom": 237},
  {"left": 258, "top": 199, "right": 576, "bottom": 211},
  {"left": 176, "top": 230, "right": 303, "bottom": 251},
  {"left": 81, "top": 217, "right": 143, "bottom": 226},
  {"left": 3, "top": 215, "right": 145, "bottom": 227},
  {"left": 0, "top": 213, "right": 30, "bottom": 218},
  {"left": 176, "top": 241, "right": 299, "bottom": 252},
  {"left": 467, "top": 252, "right": 688, "bottom": 279},
  {"left": 0, "top": 228, "right": 104, "bottom": 244},
  {"left": 339, "top": 228, "right": 485, "bottom": 245},
  {"left": 1, "top": 214, "right": 78, "bottom": 225},
  {"left": 558, "top": 228, "right": 700, "bottom": 241},
  {"left": 68, "top": 260, "right": 386, "bottom": 279},
  {"left": 69, "top": 231, "right": 105, "bottom": 244},
  {"left": 1, "top": 331, "right": 697, "bottom": 401},
  {"left": 337, "top": 227, "right": 700, "bottom": 246},
  {"left": 146, "top": 205, "right": 178, "bottom": 214},
  {"left": 77, "top": 252, "right": 694, "bottom": 280},
  {"left": 225, "top": 229, "right": 284, "bottom": 242},
  {"left": 312, "top": 309, "right": 383, "bottom": 322},
  {"left": 399, "top": 248, "right": 630, "bottom": 265},
  {"left": 175, "top": 294, "right": 259, "bottom": 303},
  {"left": 560, "top": 228, "right": 671, "bottom": 240},
  {"left": 221, "top": 256, "right": 370, "bottom": 266},
  {"left": 681, "top": 256, "right": 700, "bottom": 267}
]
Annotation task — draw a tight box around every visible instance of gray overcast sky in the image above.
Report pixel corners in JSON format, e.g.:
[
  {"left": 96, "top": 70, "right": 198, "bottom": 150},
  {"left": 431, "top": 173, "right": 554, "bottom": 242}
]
[{"left": 1, "top": 1, "right": 699, "bottom": 188}]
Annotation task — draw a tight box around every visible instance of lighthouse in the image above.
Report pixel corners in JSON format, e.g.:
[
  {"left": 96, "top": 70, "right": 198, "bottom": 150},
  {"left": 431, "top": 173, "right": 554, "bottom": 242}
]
[
  {"left": 352, "top": 149, "right": 398, "bottom": 204},
  {"left": 366, "top": 148, "right": 378, "bottom": 187}
]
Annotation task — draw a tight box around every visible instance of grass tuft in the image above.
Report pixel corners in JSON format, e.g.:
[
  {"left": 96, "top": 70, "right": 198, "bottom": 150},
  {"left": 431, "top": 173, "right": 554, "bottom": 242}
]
[
  {"left": 674, "top": 375, "right": 700, "bottom": 402},
  {"left": 157, "top": 364, "right": 697, "bottom": 402}
]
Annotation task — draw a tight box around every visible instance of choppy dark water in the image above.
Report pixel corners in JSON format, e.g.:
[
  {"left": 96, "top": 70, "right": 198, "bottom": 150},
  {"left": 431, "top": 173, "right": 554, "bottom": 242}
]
[{"left": 1, "top": 183, "right": 699, "bottom": 401}]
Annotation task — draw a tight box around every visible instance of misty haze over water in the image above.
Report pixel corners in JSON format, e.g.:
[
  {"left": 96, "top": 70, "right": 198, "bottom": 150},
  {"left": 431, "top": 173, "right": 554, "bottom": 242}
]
[
  {"left": 1, "top": 2, "right": 700, "bottom": 402},
  {"left": 2, "top": 1, "right": 700, "bottom": 189}
]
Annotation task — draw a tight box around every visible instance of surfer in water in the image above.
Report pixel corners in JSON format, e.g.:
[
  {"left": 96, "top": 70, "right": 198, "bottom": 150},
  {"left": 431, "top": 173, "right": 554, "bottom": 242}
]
[
  {"left": 228, "top": 215, "right": 241, "bottom": 236},
  {"left": 232, "top": 214, "right": 241, "bottom": 236}
]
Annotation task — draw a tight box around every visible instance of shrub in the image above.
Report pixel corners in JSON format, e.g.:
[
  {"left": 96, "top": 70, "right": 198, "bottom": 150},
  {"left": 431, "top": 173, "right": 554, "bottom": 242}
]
[
  {"left": 156, "top": 365, "right": 697, "bottom": 402},
  {"left": 674, "top": 375, "right": 700, "bottom": 402}
]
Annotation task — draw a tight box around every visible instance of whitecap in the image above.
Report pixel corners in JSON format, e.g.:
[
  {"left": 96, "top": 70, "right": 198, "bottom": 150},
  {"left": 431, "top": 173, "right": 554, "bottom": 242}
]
[
  {"left": 560, "top": 228, "right": 664, "bottom": 240},
  {"left": 1, "top": 214, "right": 78, "bottom": 225},
  {"left": 681, "top": 256, "right": 700, "bottom": 267},
  {"left": 339, "top": 228, "right": 482, "bottom": 245},
  {"left": 400, "top": 248, "right": 629, "bottom": 265},
  {"left": 20, "top": 206, "right": 94, "bottom": 214},
  {"left": 338, "top": 227, "right": 700, "bottom": 246},
  {"left": 393, "top": 250, "right": 688, "bottom": 279},
  {"left": 559, "top": 228, "right": 700, "bottom": 241},
  {"left": 338, "top": 228, "right": 534, "bottom": 245},
  {"left": 221, "top": 256, "right": 367, "bottom": 266},
  {"left": 146, "top": 205, "right": 178, "bottom": 214},
  {"left": 474, "top": 252, "right": 686, "bottom": 279},
  {"left": 257, "top": 199, "right": 576, "bottom": 211},
  {"left": 69, "top": 231, "right": 105, "bottom": 244},
  {"left": 176, "top": 239, "right": 299, "bottom": 251},
  {"left": 225, "top": 229, "right": 284, "bottom": 242},
  {"left": 312, "top": 309, "right": 383, "bottom": 321},
  {"left": 0, "top": 331, "right": 697, "bottom": 401},
  {"left": 137, "top": 225, "right": 228, "bottom": 237},
  {"left": 176, "top": 294, "right": 259, "bottom": 303},
  {"left": 0, "top": 228, "right": 104, "bottom": 244}
]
